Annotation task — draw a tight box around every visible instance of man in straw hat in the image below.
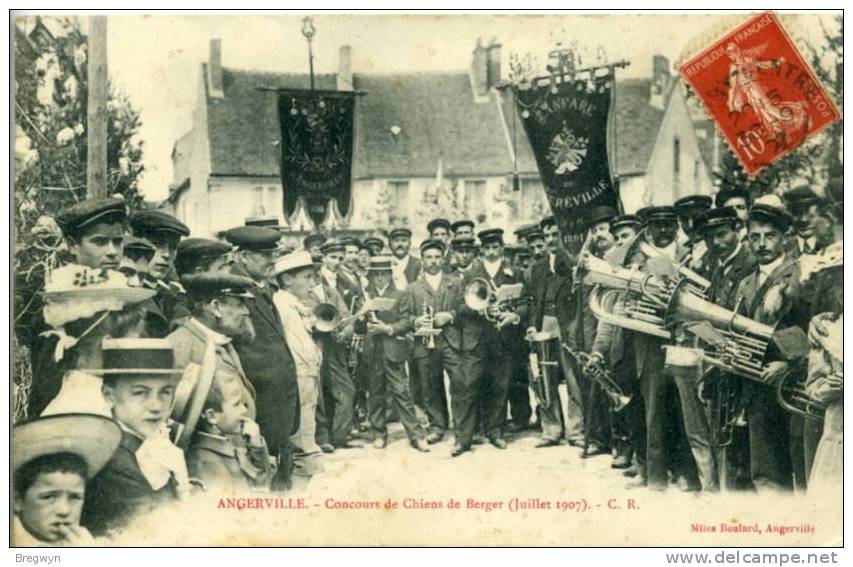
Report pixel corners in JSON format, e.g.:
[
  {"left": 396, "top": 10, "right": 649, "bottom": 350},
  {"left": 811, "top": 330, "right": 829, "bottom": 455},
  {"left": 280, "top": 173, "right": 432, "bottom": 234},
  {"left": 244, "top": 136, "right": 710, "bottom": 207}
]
[
  {"left": 80, "top": 338, "right": 189, "bottom": 535},
  {"left": 13, "top": 414, "right": 122, "bottom": 545},
  {"left": 32, "top": 264, "right": 156, "bottom": 418},
  {"left": 272, "top": 250, "right": 325, "bottom": 476}
]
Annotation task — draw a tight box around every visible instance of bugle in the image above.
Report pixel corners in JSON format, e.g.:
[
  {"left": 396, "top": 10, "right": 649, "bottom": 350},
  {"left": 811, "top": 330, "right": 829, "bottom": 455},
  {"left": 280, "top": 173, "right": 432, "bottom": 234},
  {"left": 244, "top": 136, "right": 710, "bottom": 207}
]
[{"left": 562, "top": 344, "right": 632, "bottom": 412}]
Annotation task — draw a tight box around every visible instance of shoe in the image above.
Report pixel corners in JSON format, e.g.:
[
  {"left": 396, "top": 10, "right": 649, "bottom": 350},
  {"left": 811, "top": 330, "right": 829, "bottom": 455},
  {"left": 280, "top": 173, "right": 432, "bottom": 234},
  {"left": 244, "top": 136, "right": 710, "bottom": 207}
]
[
  {"left": 507, "top": 422, "right": 527, "bottom": 434},
  {"left": 334, "top": 441, "right": 364, "bottom": 449},
  {"left": 373, "top": 438, "right": 386, "bottom": 449},
  {"left": 582, "top": 444, "right": 607, "bottom": 458},
  {"left": 489, "top": 436, "right": 508, "bottom": 450},
  {"left": 412, "top": 439, "right": 431, "bottom": 453},
  {"left": 451, "top": 443, "right": 471, "bottom": 457},
  {"left": 611, "top": 454, "right": 631, "bottom": 469},
  {"left": 426, "top": 432, "right": 444, "bottom": 445},
  {"left": 535, "top": 439, "right": 561, "bottom": 448},
  {"left": 677, "top": 476, "right": 700, "bottom": 493},
  {"left": 567, "top": 438, "right": 585, "bottom": 448},
  {"left": 622, "top": 465, "right": 639, "bottom": 478},
  {"left": 319, "top": 443, "right": 335, "bottom": 454},
  {"left": 472, "top": 434, "right": 486, "bottom": 445},
  {"left": 625, "top": 477, "right": 648, "bottom": 490}
]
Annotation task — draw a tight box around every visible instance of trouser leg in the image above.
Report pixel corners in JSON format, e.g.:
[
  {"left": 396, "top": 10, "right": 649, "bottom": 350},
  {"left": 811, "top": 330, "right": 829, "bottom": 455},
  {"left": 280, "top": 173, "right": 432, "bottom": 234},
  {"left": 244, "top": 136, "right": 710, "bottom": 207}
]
[
  {"left": 508, "top": 356, "right": 532, "bottom": 426},
  {"left": 417, "top": 348, "right": 449, "bottom": 434},
  {"left": 641, "top": 364, "right": 671, "bottom": 489},
  {"left": 539, "top": 360, "right": 564, "bottom": 441},
  {"left": 453, "top": 348, "right": 482, "bottom": 446},
  {"left": 789, "top": 414, "right": 807, "bottom": 492},
  {"left": 559, "top": 347, "right": 585, "bottom": 442},
  {"left": 481, "top": 346, "right": 513, "bottom": 439},
  {"left": 325, "top": 342, "right": 356, "bottom": 445},
  {"left": 386, "top": 357, "right": 426, "bottom": 442},
  {"left": 367, "top": 343, "right": 387, "bottom": 439},
  {"left": 290, "top": 373, "right": 322, "bottom": 455},
  {"left": 672, "top": 366, "right": 719, "bottom": 492},
  {"left": 803, "top": 417, "right": 824, "bottom": 485},
  {"left": 314, "top": 362, "right": 331, "bottom": 446},
  {"left": 747, "top": 384, "right": 793, "bottom": 493}
]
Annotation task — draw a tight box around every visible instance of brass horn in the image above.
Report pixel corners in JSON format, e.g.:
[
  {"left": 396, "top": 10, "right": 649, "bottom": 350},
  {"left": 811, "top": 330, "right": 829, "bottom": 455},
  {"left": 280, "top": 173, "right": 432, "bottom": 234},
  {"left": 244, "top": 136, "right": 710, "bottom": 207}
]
[
  {"left": 776, "top": 363, "right": 827, "bottom": 422},
  {"left": 464, "top": 277, "right": 496, "bottom": 313},
  {"left": 312, "top": 302, "right": 341, "bottom": 333}
]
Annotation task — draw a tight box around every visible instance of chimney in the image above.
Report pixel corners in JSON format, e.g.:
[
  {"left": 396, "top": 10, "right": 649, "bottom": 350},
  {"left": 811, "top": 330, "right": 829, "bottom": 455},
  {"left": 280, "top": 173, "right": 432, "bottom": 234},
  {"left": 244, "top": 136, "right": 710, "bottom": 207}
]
[
  {"left": 337, "top": 45, "right": 352, "bottom": 92},
  {"left": 649, "top": 54, "right": 670, "bottom": 110},
  {"left": 208, "top": 39, "right": 224, "bottom": 99},
  {"left": 486, "top": 41, "right": 502, "bottom": 89},
  {"left": 470, "top": 38, "right": 489, "bottom": 99}
]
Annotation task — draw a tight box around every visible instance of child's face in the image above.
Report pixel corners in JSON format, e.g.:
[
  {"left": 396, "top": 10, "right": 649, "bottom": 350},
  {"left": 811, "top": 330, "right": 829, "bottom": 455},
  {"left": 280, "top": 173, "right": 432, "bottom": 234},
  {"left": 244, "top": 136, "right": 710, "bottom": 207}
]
[
  {"left": 104, "top": 376, "right": 175, "bottom": 438},
  {"left": 15, "top": 471, "right": 86, "bottom": 543},
  {"left": 210, "top": 379, "right": 249, "bottom": 435}
]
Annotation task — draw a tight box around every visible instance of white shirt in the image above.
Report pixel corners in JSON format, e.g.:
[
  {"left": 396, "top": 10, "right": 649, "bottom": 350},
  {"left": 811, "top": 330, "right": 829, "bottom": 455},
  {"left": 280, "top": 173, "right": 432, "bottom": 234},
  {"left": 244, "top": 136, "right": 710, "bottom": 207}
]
[
  {"left": 548, "top": 253, "right": 556, "bottom": 274},
  {"left": 313, "top": 284, "right": 327, "bottom": 303},
  {"left": 392, "top": 255, "right": 410, "bottom": 290},
  {"left": 320, "top": 266, "right": 337, "bottom": 290},
  {"left": 483, "top": 258, "right": 502, "bottom": 280},
  {"left": 274, "top": 290, "right": 322, "bottom": 375},
  {"left": 757, "top": 253, "right": 786, "bottom": 288},
  {"left": 798, "top": 235, "right": 818, "bottom": 255},
  {"left": 374, "top": 283, "right": 390, "bottom": 297},
  {"left": 648, "top": 241, "right": 678, "bottom": 261},
  {"left": 425, "top": 272, "right": 442, "bottom": 291}
]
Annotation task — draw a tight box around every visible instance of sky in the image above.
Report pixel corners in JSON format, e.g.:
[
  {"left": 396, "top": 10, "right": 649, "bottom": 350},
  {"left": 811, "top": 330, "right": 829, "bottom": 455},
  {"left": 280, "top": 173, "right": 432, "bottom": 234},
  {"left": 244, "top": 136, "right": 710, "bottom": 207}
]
[{"left": 70, "top": 12, "right": 836, "bottom": 201}]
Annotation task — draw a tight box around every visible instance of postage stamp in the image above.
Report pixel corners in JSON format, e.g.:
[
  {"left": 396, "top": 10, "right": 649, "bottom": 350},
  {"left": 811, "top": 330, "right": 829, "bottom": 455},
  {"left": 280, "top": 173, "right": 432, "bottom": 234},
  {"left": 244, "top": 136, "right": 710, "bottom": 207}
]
[{"left": 679, "top": 11, "right": 840, "bottom": 175}]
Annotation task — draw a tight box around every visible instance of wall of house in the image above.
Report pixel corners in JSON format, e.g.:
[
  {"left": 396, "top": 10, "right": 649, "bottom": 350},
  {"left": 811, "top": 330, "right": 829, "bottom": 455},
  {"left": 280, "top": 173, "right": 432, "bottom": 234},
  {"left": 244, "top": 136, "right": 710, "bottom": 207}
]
[
  {"left": 618, "top": 175, "right": 647, "bottom": 214},
  {"left": 643, "top": 84, "right": 713, "bottom": 207}
]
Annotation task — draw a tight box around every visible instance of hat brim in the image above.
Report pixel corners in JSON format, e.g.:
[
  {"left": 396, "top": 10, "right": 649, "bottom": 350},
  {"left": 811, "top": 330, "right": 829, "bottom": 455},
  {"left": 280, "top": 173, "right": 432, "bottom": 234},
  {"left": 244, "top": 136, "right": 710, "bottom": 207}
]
[
  {"left": 13, "top": 414, "right": 122, "bottom": 479},
  {"left": 82, "top": 368, "right": 184, "bottom": 376},
  {"left": 42, "top": 287, "right": 156, "bottom": 304},
  {"left": 170, "top": 361, "right": 216, "bottom": 449}
]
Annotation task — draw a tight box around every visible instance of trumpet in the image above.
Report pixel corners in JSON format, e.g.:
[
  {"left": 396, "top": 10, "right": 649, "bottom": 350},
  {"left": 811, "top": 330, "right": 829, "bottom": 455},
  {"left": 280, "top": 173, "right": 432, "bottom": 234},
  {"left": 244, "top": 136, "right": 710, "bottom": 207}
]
[
  {"left": 464, "top": 278, "right": 530, "bottom": 324},
  {"left": 414, "top": 302, "right": 437, "bottom": 349},
  {"left": 562, "top": 344, "right": 632, "bottom": 412}
]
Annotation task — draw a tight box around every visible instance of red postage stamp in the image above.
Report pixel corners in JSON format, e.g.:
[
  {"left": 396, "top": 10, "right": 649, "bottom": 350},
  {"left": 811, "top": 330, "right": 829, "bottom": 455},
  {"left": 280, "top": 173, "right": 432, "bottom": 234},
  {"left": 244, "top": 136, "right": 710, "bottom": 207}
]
[{"left": 680, "top": 11, "right": 840, "bottom": 175}]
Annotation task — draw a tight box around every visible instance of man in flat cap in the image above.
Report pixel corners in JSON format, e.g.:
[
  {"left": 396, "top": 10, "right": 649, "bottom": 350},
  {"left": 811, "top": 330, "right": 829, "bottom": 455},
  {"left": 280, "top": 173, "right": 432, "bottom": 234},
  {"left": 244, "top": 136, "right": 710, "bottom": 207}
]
[
  {"left": 427, "top": 218, "right": 452, "bottom": 249},
  {"left": 674, "top": 195, "right": 713, "bottom": 271},
  {"left": 449, "top": 236, "right": 477, "bottom": 277},
  {"left": 362, "top": 236, "right": 386, "bottom": 257},
  {"left": 454, "top": 228, "right": 527, "bottom": 456},
  {"left": 168, "top": 272, "right": 259, "bottom": 427},
  {"left": 609, "top": 215, "right": 642, "bottom": 250},
  {"left": 120, "top": 235, "right": 175, "bottom": 338},
  {"left": 733, "top": 203, "right": 810, "bottom": 493},
  {"left": 303, "top": 232, "right": 327, "bottom": 263},
  {"left": 57, "top": 197, "right": 128, "bottom": 271},
  {"left": 783, "top": 186, "right": 824, "bottom": 257},
  {"left": 386, "top": 227, "right": 422, "bottom": 290},
  {"left": 224, "top": 226, "right": 301, "bottom": 489},
  {"left": 715, "top": 187, "right": 751, "bottom": 224},
  {"left": 451, "top": 219, "right": 475, "bottom": 240},
  {"left": 406, "top": 239, "right": 466, "bottom": 445}
]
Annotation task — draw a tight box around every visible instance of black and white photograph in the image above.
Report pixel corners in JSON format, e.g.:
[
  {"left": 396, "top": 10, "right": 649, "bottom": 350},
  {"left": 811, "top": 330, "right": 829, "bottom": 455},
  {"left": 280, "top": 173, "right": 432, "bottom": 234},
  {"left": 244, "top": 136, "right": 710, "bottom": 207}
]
[{"left": 9, "top": 8, "right": 844, "bottom": 549}]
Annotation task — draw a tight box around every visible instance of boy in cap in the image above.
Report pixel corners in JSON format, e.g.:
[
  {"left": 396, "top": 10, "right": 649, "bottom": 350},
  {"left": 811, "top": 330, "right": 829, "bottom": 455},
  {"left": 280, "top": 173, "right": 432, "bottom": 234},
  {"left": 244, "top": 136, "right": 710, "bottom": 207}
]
[
  {"left": 303, "top": 232, "right": 327, "bottom": 262},
  {"left": 609, "top": 215, "right": 642, "bottom": 250},
  {"left": 81, "top": 338, "right": 189, "bottom": 535},
  {"left": 56, "top": 197, "right": 128, "bottom": 272},
  {"left": 225, "top": 226, "right": 301, "bottom": 489},
  {"left": 272, "top": 250, "right": 325, "bottom": 475},
  {"left": 13, "top": 414, "right": 122, "bottom": 546},
  {"left": 450, "top": 236, "right": 477, "bottom": 275},
  {"left": 363, "top": 256, "right": 430, "bottom": 452}
]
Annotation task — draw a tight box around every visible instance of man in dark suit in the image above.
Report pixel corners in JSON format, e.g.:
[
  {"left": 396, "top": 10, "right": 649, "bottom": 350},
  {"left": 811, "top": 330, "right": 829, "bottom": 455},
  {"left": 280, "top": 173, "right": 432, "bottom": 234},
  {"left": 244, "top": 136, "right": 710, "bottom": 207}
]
[
  {"left": 455, "top": 228, "right": 528, "bottom": 456},
  {"left": 734, "top": 203, "right": 809, "bottom": 493},
  {"left": 224, "top": 226, "right": 300, "bottom": 490},
  {"left": 387, "top": 227, "right": 422, "bottom": 289},
  {"left": 407, "top": 239, "right": 465, "bottom": 444},
  {"left": 362, "top": 256, "right": 430, "bottom": 452}
]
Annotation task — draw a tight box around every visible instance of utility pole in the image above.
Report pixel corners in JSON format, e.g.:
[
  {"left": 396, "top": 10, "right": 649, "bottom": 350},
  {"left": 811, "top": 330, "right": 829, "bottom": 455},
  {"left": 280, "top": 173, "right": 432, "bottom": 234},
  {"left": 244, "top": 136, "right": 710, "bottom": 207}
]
[{"left": 87, "top": 16, "right": 108, "bottom": 198}]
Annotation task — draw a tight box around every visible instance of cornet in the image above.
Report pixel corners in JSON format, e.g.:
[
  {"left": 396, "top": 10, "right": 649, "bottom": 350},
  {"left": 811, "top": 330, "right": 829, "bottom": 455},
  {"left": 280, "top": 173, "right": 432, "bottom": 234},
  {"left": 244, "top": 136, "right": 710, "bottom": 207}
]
[
  {"left": 413, "top": 302, "right": 438, "bottom": 349},
  {"left": 562, "top": 344, "right": 632, "bottom": 412}
]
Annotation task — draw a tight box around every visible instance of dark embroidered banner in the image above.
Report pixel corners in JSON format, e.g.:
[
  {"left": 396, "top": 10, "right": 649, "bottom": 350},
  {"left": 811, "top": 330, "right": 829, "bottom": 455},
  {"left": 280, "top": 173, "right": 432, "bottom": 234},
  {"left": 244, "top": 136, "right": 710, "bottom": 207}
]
[
  {"left": 512, "top": 76, "right": 619, "bottom": 252},
  {"left": 277, "top": 90, "right": 356, "bottom": 227}
]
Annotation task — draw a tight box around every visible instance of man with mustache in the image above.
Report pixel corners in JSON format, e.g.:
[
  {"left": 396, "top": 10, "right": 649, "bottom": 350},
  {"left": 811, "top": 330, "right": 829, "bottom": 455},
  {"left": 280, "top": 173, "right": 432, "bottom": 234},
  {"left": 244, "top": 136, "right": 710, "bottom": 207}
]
[
  {"left": 387, "top": 227, "right": 422, "bottom": 290},
  {"left": 224, "top": 226, "right": 301, "bottom": 490},
  {"left": 783, "top": 186, "right": 825, "bottom": 257},
  {"left": 451, "top": 219, "right": 475, "bottom": 240},
  {"left": 674, "top": 195, "right": 713, "bottom": 271},
  {"left": 733, "top": 203, "right": 810, "bottom": 493}
]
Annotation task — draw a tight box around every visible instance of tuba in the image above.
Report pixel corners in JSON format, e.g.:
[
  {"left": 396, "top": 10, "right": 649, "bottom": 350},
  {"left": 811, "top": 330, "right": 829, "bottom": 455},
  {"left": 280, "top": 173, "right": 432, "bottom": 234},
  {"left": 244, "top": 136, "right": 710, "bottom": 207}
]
[
  {"left": 526, "top": 331, "right": 558, "bottom": 407},
  {"left": 562, "top": 344, "right": 632, "bottom": 412}
]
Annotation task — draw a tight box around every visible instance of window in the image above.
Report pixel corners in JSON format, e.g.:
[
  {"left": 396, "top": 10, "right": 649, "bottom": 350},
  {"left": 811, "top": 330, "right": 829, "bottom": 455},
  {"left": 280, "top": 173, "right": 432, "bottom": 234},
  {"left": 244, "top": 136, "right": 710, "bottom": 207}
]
[
  {"left": 465, "top": 179, "right": 486, "bottom": 219},
  {"left": 673, "top": 137, "right": 680, "bottom": 175},
  {"left": 387, "top": 180, "right": 410, "bottom": 221},
  {"left": 251, "top": 186, "right": 266, "bottom": 216}
]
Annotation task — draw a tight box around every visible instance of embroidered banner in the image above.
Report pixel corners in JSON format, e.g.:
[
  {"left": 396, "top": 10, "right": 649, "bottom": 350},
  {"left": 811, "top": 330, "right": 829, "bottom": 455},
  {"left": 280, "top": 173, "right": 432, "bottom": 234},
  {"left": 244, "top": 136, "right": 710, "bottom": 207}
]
[
  {"left": 277, "top": 90, "right": 356, "bottom": 227},
  {"left": 512, "top": 76, "right": 620, "bottom": 252}
]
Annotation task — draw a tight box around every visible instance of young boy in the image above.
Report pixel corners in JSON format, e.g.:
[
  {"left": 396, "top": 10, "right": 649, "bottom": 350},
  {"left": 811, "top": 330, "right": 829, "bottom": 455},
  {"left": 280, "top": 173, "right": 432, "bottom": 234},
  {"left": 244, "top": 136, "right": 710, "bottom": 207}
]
[
  {"left": 81, "top": 338, "right": 188, "bottom": 536},
  {"left": 13, "top": 414, "right": 122, "bottom": 546},
  {"left": 186, "top": 374, "right": 275, "bottom": 492}
]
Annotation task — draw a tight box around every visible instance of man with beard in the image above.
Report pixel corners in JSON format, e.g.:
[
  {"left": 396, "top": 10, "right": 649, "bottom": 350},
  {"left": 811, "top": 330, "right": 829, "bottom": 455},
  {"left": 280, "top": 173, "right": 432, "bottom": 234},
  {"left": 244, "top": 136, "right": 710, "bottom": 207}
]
[
  {"left": 569, "top": 207, "right": 618, "bottom": 459},
  {"left": 407, "top": 239, "right": 465, "bottom": 444},
  {"left": 27, "top": 198, "right": 129, "bottom": 417},
  {"left": 224, "top": 226, "right": 300, "bottom": 490},
  {"left": 733, "top": 203, "right": 809, "bottom": 493},
  {"left": 387, "top": 227, "right": 421, "bottom": 290},
  {"left": 129, "top": 210, "right": 191, "bottom": 325},
  {"left": 312, "top": 239, "right": 361, "bottom": 450},
  {"left": 674, "top": 195, "right": 713, "bottom": 272},
  {"left": 783, "top": 186, "right": 826, "bottom": 257},
  {"left": 455, "top": 228, "right": 527, "bottom": 455},
  {"left": 168, "top": 272, "right": 259, "bottom": 424}
]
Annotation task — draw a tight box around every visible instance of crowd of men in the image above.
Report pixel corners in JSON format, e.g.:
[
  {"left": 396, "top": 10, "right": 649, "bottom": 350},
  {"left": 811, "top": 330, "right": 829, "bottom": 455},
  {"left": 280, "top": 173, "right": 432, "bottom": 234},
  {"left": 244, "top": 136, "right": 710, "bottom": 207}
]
[{"left": 12, "top": 179, "right": 843, "bottom": 545}]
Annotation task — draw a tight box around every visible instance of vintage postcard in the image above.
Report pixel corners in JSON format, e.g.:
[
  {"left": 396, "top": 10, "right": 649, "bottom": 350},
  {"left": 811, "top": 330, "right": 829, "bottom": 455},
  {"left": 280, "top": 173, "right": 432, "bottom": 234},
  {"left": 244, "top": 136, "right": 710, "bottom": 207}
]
[{"left": 10, "top": 10, "right": 843, "bottom": 549}]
